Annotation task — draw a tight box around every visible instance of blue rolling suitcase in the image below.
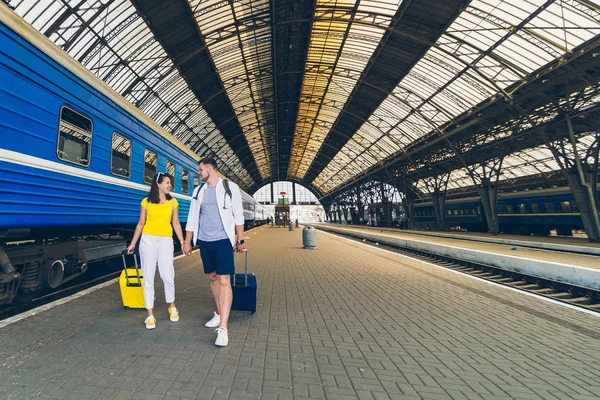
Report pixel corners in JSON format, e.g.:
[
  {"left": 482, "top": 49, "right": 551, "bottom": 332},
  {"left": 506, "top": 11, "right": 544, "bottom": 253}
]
[{"left": 230, "top": 250, "right": 257, "bottom": 313}]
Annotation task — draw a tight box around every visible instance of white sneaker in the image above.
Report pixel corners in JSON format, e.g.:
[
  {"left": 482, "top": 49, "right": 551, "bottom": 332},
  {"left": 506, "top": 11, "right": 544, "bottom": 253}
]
[
  {"left": 215, "top": 327, "right": 228, "bottom": 346},
  {"left": 205, "top": 312, "right": 220, "bottom": 328},
  {"left": 144, "top": 316, "right": 156, "bottom": 330},
  {"left": 169, "top": 306, "right": 179, "bottom": 322}
]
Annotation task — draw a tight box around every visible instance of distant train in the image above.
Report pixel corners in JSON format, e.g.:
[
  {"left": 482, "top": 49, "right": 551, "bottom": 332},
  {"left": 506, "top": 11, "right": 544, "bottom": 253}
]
[
  {"left": 413, "top": 186, "right": 599, "bottom": 236},
  {"left": 0, "top": 8, "right": 264, "bottom": 304}
]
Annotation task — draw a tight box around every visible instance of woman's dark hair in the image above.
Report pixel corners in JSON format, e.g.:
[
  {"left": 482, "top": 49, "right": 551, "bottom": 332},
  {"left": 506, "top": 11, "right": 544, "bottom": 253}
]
[{"left": 147, "top": 172, "right": 173, "bottom": 204}]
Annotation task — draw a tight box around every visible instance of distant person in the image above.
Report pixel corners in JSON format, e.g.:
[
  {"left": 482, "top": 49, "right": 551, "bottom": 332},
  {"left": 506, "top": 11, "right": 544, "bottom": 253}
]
[
  {"left": 127, "top": 172, "right": 185, "bottom": 330},
  {"left": 183, "top": 157, "right": 246, "bottom": 347}
]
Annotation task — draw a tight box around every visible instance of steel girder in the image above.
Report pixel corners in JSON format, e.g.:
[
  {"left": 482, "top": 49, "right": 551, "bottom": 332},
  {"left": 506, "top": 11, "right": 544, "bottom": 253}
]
[{"left": 302, "top": 0, "right": 472, "bottom": 185}]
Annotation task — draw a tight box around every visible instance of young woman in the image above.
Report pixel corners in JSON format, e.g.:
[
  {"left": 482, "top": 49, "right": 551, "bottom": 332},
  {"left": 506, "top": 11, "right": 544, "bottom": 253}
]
[{"left": 127, "top": 172, "right": 185, "bottom": 329}]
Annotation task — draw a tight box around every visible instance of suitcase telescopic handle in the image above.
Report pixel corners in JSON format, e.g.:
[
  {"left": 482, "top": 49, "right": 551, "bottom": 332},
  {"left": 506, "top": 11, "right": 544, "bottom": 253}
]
[
  {"left": 121, "top": 250, "right": 142, "bottom": 285},
  {"left": 233, "top": 249, "right": 248, "bottom": 287}
]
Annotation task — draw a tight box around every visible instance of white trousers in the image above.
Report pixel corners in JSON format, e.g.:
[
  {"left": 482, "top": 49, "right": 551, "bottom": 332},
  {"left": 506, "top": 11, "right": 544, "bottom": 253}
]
[{"left": 139, "top": 234, "right": 175, "bottom": 309}]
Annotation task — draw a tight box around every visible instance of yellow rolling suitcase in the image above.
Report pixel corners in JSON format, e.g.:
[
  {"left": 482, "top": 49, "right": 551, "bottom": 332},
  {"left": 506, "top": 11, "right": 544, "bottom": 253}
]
[{"left": 120, "top": 250, "right": 145, "bottom": 308}]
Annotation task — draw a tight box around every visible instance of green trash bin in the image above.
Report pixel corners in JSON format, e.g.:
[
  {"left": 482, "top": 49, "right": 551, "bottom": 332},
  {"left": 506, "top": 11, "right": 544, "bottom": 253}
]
[{"left": 302, "top": 226, "right": 317, "bottom": 249}]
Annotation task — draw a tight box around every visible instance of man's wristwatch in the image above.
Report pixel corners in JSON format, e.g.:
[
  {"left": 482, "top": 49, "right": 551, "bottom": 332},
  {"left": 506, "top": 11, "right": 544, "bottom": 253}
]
[{"left": 236, "top": 240, "right": 245, "bottom": 245}]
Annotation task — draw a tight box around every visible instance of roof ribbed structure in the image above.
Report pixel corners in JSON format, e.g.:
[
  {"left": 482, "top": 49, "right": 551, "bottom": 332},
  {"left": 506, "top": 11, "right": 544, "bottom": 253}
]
[{"left": 6, "top": 0, "right": 600, "bottom": 196}]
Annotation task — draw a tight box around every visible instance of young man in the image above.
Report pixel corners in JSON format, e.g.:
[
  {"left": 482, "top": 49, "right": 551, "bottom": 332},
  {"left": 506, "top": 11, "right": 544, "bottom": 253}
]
[{"left": 183, "top": 157, "right": 246, "bottom": 346}]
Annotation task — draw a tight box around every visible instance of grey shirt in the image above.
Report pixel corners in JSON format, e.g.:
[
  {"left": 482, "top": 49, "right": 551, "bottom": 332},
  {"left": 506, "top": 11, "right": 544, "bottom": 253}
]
[{"left": 198, "top": 184, "right": 229, "bottom": 242}]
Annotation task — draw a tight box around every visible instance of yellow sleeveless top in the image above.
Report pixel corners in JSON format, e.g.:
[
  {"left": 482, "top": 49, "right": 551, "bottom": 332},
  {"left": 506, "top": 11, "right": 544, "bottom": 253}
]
[{"left": 141, "top": 197, "right": 178, "bottom": 237}]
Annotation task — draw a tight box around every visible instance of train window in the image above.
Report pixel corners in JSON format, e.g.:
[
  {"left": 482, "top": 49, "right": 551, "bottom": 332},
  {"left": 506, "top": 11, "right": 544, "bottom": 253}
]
[
  {"left": 57, "top": 106, "right": 92, "bottom": 167},
  {"left": 530, "top": 203, "right": 540, "bottom": 213},
  {"left": 447, "top": 210, "right": 452, "bottom": 215},
  {"left": 518, "top": 204, "right": 526, "bottom": 213},
  {"left": 110, "top": 133, "right": 131, "bottom": 178},
  {"left": 471, "top": 209, "right": 476, "bottom": 215},
  {"left": 193, "top": 175, "right": 199, "bottom": 188},
  {"left": 166, "top": 160, "right": 175, "bottom": 183},
  {"left": 453, "top": 209, "right": 458, "bottom": 215},
  {"left": 505, "top": 204, "right": 513, "bottom": 214},
  {"left": 182, "top": 169, "right": 189, "bottom": 195},
  {"left": 144, "top": 149, "right": 157, "bottom": 184},
  {"left": 544, "top": 202, "right": 555, "bottom": 213},
  {"left": 561, "top": 201, "right": 571, "bottom": 213}
]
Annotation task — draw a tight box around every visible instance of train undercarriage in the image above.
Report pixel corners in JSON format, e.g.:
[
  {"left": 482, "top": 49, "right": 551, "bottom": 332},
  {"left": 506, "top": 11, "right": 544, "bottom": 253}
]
[{"left": 0, "top": 233, "right": 126, "bottom": 305}]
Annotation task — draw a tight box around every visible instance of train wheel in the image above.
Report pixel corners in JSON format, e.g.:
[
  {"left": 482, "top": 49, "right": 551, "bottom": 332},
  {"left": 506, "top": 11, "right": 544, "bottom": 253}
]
[{"left": 40, "top": 259, "right": 64, "bottom": 289}]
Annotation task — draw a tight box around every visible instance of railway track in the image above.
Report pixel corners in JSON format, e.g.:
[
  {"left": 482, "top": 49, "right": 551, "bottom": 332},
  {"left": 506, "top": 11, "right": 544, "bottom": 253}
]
[{"left": 320, "top": 227, "right": 600, "bottom": 314}]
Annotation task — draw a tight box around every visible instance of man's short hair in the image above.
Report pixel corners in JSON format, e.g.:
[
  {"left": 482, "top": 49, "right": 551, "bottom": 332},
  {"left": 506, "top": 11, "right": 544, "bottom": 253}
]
[{"left": 198, "top": 157, "right": 217, "bottom": 169}]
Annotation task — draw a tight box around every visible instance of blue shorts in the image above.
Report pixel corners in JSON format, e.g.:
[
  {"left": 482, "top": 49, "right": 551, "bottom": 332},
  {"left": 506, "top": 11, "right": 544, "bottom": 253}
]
[{"left": 198, "top": 239, "right": 234, "bottom": 275}]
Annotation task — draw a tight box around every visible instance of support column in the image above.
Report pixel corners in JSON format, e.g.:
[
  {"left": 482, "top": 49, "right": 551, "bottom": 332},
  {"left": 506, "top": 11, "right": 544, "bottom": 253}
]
[
  {"left": 533, "top": 114, "right": 600, "bottom": 241},
  {"left": 564, "top": 115, "right": 600, "bottom": 241},
  {"left": 270, "top": 182, "right": 274, "bottom": 204},
  {"left": 565, "top": 168, "right": 600, "bottom": 240},
  {"left": 356, "top": 187, "right": 364, "bottom": 224},
  {"left": 401, "top": 180, "right": 416, "bottom": 229},
  {"left": 421, "top": 173, "right": 451, "bottom": 231},
  {"left": 380, "top": 182, "right": 393, "bottom": 227},
  {"left": 476, "top": 178, "right": 499, "bottom": 234},
  {"left": 292, "top": 183, "right": 297, "bottom": 205},
  {"left": 464, "top": 158, "right": 503, "bottom": 235}
]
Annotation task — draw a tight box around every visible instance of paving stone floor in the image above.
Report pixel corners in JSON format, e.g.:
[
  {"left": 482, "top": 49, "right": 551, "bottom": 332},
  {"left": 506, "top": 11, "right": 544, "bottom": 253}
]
[{"left": 1, "top": 225, "right": 600, "bottom": 399}]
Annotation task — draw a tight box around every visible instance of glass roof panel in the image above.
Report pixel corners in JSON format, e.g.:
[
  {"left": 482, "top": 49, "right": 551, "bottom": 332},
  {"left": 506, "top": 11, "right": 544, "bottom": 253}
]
[
  {"left": 191, "top": 0, "right": 273, "bottom": 180},
  {"left": 315, "top": 0, "right": 600, "bottom": 195},
  {"left": 8, "top": 0, "right": 600, "bottom": 195},
  {"left": 287, "top": 0, "right": 403, "bottom": 180},
  {"left": 8, "top": 0, "right": 253, "bottom": 187}
]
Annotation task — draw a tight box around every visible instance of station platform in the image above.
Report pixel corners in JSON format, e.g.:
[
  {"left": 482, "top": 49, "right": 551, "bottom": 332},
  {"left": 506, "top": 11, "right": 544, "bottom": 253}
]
[
  {"left": 1, "top": 225, "right": 600, "bottom": 399},
  {"left": 320, "top": 223, "right": 600, "bottom": 256},
  {"left": 314, "top": 224, "right": 600, "bottom": 293},
  {"left": 313, "top": 224, "right": 600, "bottom": 269}
]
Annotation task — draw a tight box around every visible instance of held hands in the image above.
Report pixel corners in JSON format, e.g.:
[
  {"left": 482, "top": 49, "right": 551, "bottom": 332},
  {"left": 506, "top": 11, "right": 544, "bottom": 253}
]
[{"left": 182, "top": 242, "right": 192, "bottom": 256}]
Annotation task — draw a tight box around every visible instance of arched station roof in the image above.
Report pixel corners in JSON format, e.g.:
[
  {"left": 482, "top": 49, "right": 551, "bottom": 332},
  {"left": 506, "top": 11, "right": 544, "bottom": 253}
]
[{"left": 5, "top": 0, "right": 600, "bottom": 198}]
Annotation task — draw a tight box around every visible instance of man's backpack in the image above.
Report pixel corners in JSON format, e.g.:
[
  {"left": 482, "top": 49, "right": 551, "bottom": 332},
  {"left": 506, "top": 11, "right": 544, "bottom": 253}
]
[{"left": 193, "top": 179, "right": 232, "bottom": 201}]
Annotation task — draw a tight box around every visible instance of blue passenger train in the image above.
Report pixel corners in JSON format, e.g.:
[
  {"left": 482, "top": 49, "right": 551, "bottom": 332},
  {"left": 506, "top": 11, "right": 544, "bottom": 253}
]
[
  {"left": 0, "top": 7, "right": 264, "bottom": 304},
  {"left": 413, "top": 186, "right": 599, "bottom": 236}
]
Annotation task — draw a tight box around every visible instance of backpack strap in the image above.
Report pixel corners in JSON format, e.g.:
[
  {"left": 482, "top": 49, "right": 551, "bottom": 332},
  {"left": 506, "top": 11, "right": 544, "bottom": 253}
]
[
  {"left": 193, "top": 180, "right": 232, "bottom": 201},
  {"left": 193, "top": 183, "right": 205, "bottom": 200},
  {"left": 223, "top": 179, "right": 232, "bottom": 199}
]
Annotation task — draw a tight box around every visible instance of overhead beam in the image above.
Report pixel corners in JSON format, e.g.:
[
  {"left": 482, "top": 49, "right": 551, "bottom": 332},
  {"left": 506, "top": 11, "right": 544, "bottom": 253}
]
[
  {"left": 272, "top": 0, "right": 316, "bottom": 180},
  {"left": 303, "top": 0, "right": 471, "bottom": 185}
]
